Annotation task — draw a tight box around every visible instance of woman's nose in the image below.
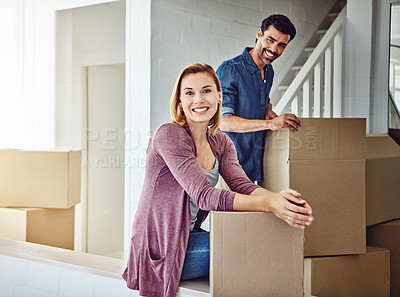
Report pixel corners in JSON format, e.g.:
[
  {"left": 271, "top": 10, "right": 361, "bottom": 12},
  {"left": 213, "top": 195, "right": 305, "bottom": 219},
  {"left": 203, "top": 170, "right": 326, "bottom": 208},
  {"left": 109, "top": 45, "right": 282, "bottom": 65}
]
[{"left": 193, "top": 94, "right": 205, "bottom": 103}]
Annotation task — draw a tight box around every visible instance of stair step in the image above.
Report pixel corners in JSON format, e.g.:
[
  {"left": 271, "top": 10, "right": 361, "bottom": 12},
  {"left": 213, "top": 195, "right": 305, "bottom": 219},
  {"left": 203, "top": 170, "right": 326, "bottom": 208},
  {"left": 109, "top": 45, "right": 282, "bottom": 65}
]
[
  {"left": 305, "top": 47, "right": 315, "bottom": 57},
  {"left": 317, "top": 29, "right": 328, "bottom": 40},
  {"left": 329, "top": 12, "right": 340, "bottom": 21},
  {"left": 278, "top": 86, "right": 288, "bottom": 91},
  {"left": 292, "top": 65, "right": 302, "bottom": 71}
]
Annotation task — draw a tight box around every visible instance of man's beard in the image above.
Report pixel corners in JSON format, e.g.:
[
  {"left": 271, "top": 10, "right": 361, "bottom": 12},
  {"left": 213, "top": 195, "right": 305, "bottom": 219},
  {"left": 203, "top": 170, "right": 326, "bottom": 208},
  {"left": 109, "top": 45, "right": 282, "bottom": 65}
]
[{"left": 257, "top": 47, "right": 278, "bottom": 64}]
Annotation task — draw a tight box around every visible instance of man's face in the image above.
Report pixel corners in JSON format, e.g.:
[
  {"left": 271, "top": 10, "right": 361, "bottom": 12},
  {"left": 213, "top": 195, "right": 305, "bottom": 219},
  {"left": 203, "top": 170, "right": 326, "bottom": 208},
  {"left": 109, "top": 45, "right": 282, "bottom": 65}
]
[{"left": 255, "top": 25, "right": 290, "bottom": 65}]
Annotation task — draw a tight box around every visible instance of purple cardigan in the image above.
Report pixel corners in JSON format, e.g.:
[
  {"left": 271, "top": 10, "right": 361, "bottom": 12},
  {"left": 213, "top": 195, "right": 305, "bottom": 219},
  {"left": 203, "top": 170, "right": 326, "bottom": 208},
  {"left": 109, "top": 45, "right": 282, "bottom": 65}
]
[{"left": 122, "top": 123, "right": 259, "bottom": 297}]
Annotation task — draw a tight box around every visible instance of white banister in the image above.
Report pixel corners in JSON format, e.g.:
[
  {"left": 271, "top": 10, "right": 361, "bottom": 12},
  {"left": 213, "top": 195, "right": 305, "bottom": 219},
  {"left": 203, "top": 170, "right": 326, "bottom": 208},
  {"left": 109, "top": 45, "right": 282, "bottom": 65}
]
[
  {"left": 333, "top": 26, "right": 343, "bottom": 117},
  {"left": 303, "top": 78, "right": 310, "bottom": 117},
  {"left": 275, "top": 5, "right": 346, "bottom": 118},
  {"left": 291, "top": 96, "right": 299, "bottom": 115},
  {"left": 314, "top": 58, "right": 323, "bottom": 117},
  {"left": 324, "top": 46, "right": 332, "bottom": 117}
]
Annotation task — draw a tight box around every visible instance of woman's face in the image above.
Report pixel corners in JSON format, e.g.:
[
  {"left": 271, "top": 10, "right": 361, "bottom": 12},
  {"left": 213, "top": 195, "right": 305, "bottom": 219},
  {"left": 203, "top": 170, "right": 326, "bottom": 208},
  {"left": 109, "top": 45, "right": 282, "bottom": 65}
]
[{"left": 180, "top": 72, "right": 222, "bottom": 127}]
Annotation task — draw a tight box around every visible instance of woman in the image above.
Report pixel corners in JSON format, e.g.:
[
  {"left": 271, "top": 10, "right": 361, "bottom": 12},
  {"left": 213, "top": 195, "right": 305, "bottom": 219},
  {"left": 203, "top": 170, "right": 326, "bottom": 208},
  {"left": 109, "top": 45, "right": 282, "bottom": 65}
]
[{"left": 122, "top": 64, "right": 313, "bottom": 297}]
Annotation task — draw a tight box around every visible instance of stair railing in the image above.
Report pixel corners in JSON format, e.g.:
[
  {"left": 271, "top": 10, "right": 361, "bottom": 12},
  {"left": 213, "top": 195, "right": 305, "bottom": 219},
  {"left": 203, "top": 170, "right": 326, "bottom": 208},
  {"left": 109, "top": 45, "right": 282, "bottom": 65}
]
[{"left": 274, "top": 5, "right": 347, "bottom": 118}]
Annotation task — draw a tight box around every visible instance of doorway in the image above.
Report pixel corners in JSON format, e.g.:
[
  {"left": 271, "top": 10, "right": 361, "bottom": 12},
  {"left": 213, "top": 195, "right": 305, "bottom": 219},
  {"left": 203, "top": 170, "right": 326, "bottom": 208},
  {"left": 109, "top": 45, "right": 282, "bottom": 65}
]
[{"left": 86, "top": 64, "right": 125, "bottom": 259}]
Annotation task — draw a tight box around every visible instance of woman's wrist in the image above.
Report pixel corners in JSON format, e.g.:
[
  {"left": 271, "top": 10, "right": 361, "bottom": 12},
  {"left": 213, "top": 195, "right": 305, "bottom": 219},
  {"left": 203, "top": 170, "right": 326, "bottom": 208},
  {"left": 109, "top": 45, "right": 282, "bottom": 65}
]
[
  {"left": 233, "top": 193, "right": 270, "bottom": 212},
  {"left": 260, "top": 195, "right": 275, "bottom": 213}
]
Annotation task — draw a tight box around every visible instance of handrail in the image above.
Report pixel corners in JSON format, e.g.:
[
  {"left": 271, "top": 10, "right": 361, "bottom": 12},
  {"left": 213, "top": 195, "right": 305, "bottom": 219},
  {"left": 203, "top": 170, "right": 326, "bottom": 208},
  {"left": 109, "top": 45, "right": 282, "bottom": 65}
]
[{"left": 275, "top": 4, "right": 347, "bottom": 116}]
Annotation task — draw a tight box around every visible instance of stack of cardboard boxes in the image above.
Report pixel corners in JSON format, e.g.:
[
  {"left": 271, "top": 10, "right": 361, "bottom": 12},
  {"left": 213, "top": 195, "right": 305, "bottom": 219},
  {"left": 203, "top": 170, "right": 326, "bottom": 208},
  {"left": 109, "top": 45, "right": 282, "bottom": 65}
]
[
  {"left": 365, "top": 134, "right": 400, "bottom": 297},
  {"left": 258, "top": 118, "right": 395, "bottom": 297},
  {"left": 0, "top": 149, "right": 81, "bottom": 250},
  {"left": 210, "top": 118, "right": 392, "bottom": 296}
]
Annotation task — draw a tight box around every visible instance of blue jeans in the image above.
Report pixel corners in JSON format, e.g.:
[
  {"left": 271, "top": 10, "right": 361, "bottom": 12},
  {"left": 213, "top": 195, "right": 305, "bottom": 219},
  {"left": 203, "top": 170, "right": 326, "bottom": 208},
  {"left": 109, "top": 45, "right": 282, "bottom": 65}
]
[{"left": 180, "top": 229, "right": 210, "bottom": 281}]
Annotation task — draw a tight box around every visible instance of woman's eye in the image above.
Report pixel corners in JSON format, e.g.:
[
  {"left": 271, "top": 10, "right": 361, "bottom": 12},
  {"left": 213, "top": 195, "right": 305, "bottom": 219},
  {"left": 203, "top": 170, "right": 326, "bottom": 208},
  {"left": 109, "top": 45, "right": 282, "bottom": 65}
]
[
  {"left": 185, "top": 91, "right": 193, "bottom": 95},
  {"left": 203, "top": 89, "right": 211, "bottom": 93}
]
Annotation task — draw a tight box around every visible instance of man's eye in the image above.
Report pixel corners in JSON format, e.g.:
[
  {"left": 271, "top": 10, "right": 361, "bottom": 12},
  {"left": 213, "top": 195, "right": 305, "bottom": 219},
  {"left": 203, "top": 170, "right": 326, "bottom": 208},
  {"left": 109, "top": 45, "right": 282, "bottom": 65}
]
[{"left": 267, "top": 38, "right": 274, "bottom": 43}]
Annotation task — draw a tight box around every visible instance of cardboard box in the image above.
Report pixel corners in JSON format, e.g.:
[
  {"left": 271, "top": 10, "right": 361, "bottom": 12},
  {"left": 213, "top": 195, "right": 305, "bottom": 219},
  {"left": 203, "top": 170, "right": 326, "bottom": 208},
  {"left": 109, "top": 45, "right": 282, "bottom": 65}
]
[
  {"left": 0, "top": 207, "right": 74, "bottom": 250},
  {"left": 367, "top": 219, "right": 400, "bottom": 297},
  {"left": 260, "top": 118, "right": 366, "bottom": 257},
  {"left": 0, "top": 149, "right": 81, "bottom": 208},
  {"left": 210, "top": 211, "right": 304, "bottom": 297},
  {"left": 366, "top": 135, "right": 400, "bottom": 226},
  {"left": 304, "top": 247, "right": 390, "bottom": 297}
]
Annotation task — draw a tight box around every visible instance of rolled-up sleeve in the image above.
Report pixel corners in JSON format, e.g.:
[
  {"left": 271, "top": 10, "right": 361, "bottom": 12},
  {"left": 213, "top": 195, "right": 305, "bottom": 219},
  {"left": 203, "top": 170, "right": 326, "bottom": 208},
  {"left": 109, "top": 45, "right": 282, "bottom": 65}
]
[{"left": 216, "top": 62, "right": 237, "bottom": 119}]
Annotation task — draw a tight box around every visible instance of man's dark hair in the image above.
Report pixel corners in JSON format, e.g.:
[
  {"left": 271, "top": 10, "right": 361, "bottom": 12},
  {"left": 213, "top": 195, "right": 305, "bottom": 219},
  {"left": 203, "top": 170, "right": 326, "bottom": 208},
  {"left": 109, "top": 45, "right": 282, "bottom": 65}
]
[{"left": 257, "top": 14, "right": 296, "bottom": 43}]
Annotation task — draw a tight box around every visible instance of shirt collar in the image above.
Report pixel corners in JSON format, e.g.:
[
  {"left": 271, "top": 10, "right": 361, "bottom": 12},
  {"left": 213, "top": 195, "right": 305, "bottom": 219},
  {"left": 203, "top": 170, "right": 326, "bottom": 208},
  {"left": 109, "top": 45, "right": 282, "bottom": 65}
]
[{"left": 242, "top": 47, "right": 270, "bottom": 74}]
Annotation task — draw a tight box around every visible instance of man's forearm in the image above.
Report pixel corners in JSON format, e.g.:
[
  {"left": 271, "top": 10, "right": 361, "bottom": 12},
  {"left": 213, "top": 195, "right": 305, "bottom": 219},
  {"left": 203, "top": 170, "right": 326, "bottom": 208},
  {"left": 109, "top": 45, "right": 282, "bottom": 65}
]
[{"left": 220, "top": 115, "right": 271, "bottom": 133}]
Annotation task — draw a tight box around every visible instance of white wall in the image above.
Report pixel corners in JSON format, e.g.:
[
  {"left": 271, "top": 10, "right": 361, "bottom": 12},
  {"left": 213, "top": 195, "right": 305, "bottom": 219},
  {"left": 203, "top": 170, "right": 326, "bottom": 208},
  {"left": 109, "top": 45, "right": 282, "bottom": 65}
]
[
  {"left": 150, "top": 0, "right": 336, "bottom": 131},
  {"left": 124, "top": 0, "right": 151, "bottom": 259},
  {"left": 344, "top": 0, "right": 374, "bottom": 131},
  {"left": 0, "top": 0, "right": 33, "bottom": 149},
  {"left": 56, "top": 1, "right": 125, "bottom": 148}
]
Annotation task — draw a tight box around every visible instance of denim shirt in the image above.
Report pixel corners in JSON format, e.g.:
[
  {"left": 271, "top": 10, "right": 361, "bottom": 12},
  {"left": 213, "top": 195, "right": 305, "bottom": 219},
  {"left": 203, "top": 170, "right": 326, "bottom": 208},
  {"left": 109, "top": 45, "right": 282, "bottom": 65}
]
[{"left": 216, "top": 47, "right": 274, "bottom": 181}]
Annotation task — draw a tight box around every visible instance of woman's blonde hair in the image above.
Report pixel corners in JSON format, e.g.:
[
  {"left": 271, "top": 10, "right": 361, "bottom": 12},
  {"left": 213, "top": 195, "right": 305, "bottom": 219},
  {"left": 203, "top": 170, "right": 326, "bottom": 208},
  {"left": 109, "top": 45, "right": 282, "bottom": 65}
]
[{"left": 170, "top": 63, "right": 222, "bottom": 135}]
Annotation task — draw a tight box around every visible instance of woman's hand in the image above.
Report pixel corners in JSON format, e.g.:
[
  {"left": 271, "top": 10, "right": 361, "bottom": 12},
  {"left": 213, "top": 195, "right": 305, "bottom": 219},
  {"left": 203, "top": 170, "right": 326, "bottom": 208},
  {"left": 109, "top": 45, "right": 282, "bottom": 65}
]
[
  {"left": 265, "top": 189, "right": 313, "bottom": 229},
  {"left": 233, "top": 188, "right": 314, "bottom": 229}
]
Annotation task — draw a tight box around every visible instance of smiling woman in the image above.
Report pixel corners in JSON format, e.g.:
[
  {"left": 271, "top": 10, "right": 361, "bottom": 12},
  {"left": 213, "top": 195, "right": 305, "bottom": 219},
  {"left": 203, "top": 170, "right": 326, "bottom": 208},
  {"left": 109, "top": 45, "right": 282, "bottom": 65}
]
[{"left": 122, "top": 63, "right": 313, "bottom": 297}]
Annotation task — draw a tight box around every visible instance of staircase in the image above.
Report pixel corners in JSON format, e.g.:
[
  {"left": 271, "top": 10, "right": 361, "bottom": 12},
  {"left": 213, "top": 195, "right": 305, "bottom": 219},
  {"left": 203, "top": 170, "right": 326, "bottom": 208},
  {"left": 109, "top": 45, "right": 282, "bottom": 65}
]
[{"left": 272, "top": 2, "right": 347, "bottom": 118}]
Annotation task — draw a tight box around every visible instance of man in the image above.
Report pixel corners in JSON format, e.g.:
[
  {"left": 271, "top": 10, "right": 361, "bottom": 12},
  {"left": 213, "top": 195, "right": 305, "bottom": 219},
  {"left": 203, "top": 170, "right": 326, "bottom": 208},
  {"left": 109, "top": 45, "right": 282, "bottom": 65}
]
[{"left": 216, "top": 14, "right": 301, "bottom": 182}]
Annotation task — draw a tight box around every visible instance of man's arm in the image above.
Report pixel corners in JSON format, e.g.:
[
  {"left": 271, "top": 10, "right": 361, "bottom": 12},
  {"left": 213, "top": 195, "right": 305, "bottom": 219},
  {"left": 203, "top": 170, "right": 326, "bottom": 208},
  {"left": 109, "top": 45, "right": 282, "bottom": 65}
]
[
  {"left": 219, "top": 115, "right": 270, "bottom": 133},
  {"left": 220, "top": 112, "right": 301, "bottom": 133}
]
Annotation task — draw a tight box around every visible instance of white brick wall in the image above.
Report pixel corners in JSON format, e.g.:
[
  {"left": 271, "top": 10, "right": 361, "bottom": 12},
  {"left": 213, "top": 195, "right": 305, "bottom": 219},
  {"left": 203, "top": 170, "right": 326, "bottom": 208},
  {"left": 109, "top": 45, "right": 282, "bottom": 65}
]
[
  {"left": 0, "top": 252, "right": 211, "bottom": 297},
  {"left": 150, "top": 0, "right": 336, "bottom": 130}
]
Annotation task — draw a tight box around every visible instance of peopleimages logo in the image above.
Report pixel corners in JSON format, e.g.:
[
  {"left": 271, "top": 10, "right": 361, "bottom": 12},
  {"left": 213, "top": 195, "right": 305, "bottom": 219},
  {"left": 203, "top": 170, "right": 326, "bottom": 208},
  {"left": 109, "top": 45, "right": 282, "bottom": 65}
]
[
  {"left": 304, "top": 126, "right": 317, "bottom": 150},
  {"left": 85, "top": 127, "right": 153, "bottom": 151},
  {"left": 267, "top": 126, "right": 318, "bottom": 151},
  {"left": 83, "top": 127, "right": 152, "bottom": 169},
  {"left": 82, "top": 155, "right": 147, "bottom": 169}
]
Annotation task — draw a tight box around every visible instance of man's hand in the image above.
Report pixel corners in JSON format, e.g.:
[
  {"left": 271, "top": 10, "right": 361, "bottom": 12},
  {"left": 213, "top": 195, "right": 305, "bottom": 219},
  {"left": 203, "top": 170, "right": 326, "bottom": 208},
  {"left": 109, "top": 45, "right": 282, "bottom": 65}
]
[
  {"left": 265, "top": 102, "right": 278, "bottom": 120},
  {"left": 265, "top": 103, "right": 301, "bottom": 131},
  {"left": 267, "top": 113, "right": 301, "bottom": 131}
]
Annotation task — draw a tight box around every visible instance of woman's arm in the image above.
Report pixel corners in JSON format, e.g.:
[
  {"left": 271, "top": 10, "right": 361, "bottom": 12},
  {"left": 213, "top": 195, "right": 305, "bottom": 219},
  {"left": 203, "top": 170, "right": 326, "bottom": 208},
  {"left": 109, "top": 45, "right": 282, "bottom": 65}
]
[
  {"left": 233, "top": 188, "right": 313, "bottom": 229},
  {"left": 153, "top": 123, "right": 235, "bottom": 211}
]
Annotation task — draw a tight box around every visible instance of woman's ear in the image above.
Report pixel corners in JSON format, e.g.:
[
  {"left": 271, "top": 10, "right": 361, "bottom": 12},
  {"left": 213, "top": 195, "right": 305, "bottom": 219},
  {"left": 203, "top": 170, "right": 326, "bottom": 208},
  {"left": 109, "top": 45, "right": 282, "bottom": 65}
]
[{"left": 218, "top": 91, "right": 222, "bottom": 104}]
